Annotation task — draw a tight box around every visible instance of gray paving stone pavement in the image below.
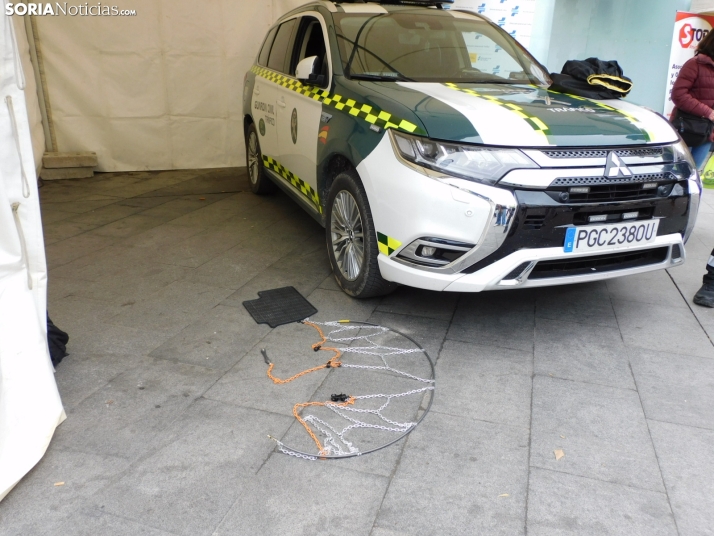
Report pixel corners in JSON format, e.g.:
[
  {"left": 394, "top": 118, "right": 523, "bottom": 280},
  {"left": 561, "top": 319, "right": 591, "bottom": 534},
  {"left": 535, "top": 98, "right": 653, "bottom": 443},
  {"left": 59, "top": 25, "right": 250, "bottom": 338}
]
[
  {"left": 526, "top": 468, "right": 677, "bottom": 536},
  {"left": 2, "top": 168, "right": 714, "bottom": 535}
]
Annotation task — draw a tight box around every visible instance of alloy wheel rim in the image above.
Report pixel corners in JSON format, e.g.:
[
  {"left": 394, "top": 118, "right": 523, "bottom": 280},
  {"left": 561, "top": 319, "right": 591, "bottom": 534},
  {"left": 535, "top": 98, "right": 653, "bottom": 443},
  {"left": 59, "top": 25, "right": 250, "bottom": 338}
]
[
  {"left": 330, "top": 191, "right": 365, "bottom": 282},
  {"left": 248, "top": 132, "right": 260, "bottom": 185}
]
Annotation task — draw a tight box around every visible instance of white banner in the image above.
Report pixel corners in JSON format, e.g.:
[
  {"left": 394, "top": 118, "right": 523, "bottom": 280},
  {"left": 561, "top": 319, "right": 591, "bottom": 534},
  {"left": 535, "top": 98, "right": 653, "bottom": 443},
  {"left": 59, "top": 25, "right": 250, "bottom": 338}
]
[{"left": 664, "top": 11, "right": 714, "bottom": 117}]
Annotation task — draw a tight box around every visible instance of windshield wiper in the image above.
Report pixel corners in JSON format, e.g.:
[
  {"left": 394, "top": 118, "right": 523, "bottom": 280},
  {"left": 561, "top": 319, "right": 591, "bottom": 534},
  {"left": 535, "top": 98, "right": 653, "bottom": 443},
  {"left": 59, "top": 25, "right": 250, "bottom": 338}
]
[
  {"left": 339, "top": 29, "right": 414, "bottom": 83},
  {"left": 459, "top": 79, "right": 528, "bottom": 85},
  {"left": 349, "top": 73, "right": 414, "bottom": 82}
]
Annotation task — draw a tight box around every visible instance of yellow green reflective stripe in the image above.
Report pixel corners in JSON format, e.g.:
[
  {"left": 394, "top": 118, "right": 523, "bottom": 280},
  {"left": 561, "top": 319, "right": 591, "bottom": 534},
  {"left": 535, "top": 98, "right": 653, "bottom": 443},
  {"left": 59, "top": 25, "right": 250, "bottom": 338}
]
[
  {"left": 263, "top": 155, "right": 322, "bottom": 214},
  {"left": 549, "top": 90, "right": 653, "bottom": 142},
  {"left": 444, "top": 83, "right": 550, "bottom": 142},
  {"left": 251, "top": 66, "right": 423, "bottom": 135},
  {"left": 377, "top": 232, "right": 401, "bottom": 256}
]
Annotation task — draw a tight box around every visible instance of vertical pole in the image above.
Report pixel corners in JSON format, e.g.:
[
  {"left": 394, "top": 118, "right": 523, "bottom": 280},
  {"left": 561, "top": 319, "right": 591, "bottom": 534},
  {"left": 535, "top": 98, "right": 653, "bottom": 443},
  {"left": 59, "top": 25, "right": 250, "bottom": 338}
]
[{"left": 22, "top": 14, "right": 57, "bottom": 153}]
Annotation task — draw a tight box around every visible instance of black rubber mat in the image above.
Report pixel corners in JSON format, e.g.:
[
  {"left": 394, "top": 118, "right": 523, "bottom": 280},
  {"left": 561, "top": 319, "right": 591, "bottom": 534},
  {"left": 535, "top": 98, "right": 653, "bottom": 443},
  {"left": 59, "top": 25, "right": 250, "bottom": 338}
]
[{"left": 242, "top": 286, "right": 317, "bottom": 328}]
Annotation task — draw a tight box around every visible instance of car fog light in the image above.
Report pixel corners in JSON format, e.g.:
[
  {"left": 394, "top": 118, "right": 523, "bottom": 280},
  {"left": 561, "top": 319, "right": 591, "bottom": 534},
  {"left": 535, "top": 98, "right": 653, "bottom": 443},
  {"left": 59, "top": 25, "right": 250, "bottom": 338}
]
[
  {"left": 421, "top": 246, "right": 437, "bottom": 257},
  {"left": 622, "top": 211, "right": 639, "bottom": 220},
  {"left": 588, "top": 215, "right": 607, "bottom": 223},
  {"left": 657, "top": 184, "right": 673, "bottom": 196}
]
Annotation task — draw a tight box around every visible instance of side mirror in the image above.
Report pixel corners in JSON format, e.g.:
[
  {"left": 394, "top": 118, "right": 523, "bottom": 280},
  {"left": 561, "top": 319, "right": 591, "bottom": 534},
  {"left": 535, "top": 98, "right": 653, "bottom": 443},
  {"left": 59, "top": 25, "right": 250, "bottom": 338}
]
[{"left": 296, "top": 56, "right": 325, "bottom": 86}]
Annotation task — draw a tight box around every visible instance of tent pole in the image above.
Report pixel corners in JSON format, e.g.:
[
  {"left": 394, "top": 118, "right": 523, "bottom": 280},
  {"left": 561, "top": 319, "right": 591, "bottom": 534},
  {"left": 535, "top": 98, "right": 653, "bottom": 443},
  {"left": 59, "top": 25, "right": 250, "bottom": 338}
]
[{"left": 22, "top": 14, "right": 57, "bottom": 153}]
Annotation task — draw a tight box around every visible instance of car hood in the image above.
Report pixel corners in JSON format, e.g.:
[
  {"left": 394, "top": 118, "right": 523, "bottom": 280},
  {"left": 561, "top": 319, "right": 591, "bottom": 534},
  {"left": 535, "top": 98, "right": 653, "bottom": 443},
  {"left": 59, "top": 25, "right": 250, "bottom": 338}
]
[{"left": 363, "top": 81, "right": 679, "bottom": 147}]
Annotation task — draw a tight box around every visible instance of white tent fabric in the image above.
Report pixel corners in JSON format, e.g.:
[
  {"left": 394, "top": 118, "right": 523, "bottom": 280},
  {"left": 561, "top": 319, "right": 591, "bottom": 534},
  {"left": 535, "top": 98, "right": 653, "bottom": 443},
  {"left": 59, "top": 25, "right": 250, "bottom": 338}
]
[
  {"left": 34, "top": 0, "right": 307, "bottom": 172},
  {"left": 0, "top": 7, "right": 65, "bottom": 502},
  {"left": 13, "top": 15, "right": 46, "bottom": 173}
]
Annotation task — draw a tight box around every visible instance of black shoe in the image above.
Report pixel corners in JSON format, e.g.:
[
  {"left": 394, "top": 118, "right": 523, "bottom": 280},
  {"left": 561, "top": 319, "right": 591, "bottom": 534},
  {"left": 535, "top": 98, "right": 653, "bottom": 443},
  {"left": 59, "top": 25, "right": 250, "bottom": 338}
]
[{"left": 693, "top": 285, "right": 714, "bottom": 307}]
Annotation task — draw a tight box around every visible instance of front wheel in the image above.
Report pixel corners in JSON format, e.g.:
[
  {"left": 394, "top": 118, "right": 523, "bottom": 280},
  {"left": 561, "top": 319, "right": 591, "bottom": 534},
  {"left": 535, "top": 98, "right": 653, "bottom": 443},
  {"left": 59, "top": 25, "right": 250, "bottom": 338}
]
[
  {"left": 245, "top": 122, "right": 276, "bottom": 195},
  {"left": 326, "top": 170, "right": 396, "bottom": 298}
]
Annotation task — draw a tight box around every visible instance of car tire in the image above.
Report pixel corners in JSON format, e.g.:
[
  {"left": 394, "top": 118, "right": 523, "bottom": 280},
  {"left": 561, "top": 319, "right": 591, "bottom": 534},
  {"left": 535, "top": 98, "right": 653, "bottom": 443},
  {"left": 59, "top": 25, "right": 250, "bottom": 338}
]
[
  {"left": 326, "top": 169, "right": 397, "bottom": 299},
  {"left": 246, "top": 122, "right": 277, "bottom": 195}
]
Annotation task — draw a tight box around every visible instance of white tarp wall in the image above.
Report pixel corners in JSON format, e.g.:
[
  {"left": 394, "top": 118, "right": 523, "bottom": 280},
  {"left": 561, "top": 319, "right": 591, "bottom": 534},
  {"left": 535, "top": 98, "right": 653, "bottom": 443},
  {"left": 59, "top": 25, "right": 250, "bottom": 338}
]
[
  {"left": 0, "top": 5, "right": 65, "bottom": 501},
  {"left": 32, "top": 0, "right": 308, "bottom": 172},
  {"left": 11, "top": 16, "right": 44, "bottom": 172}
]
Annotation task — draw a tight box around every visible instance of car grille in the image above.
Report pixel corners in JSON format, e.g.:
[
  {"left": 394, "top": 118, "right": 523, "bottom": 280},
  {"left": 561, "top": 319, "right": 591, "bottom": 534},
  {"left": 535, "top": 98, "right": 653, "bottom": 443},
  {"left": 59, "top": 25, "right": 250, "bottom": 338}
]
[
  {"left": 541, "top": 147, "right": 665, "bottom": 159},
  {"left": 558, "top": 183, "right": 673, "bottom": 203},
  {"left": 522, "top": 212, "right": 547, "bottom": 230},
  {"left": 551, "top": 172, "right": 675, "bottom": 187},
  {"left": 547, "top": 173, "right": 679, "bottom": 203},
  {"left": 528, "top": 247, "right": 669, "bottom": 279}
]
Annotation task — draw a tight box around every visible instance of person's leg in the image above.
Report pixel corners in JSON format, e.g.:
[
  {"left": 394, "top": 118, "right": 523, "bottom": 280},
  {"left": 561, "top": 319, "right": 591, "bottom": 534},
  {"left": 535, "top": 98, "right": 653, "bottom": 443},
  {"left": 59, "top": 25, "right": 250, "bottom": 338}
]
[
  {"left": 693, "top": 249, "right": 714, "bottom": 307},
  {"left": 689, "top": 142, "right": 713, "bottom": 170}
]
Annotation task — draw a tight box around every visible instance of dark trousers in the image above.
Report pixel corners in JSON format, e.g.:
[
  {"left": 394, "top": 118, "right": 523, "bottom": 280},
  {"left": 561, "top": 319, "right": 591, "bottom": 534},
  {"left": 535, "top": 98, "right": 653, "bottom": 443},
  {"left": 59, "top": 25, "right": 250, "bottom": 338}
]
[{"left": 704, "top": 250, "right": 714, "bottom": 286}]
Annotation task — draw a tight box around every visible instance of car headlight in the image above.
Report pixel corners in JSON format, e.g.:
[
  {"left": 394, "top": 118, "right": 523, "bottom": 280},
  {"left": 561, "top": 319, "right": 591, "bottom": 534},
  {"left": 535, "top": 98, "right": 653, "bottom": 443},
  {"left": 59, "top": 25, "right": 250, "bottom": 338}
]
[
  {"left": 390, "top": 130, "right": 538, "bottom": 185},
  {"left": 672, "top": 139, "right": 697, "bottom": 170}
]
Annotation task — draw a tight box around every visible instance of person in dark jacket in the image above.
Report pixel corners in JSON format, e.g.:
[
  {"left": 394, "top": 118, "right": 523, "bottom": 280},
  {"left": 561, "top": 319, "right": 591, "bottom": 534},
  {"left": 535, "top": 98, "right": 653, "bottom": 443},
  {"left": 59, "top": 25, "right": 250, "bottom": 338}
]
[
  {"left": 674, "top": 32, "right": 714, "bottom": 306},
  {"left": 672, "top": 32, "right": 714, "bottom": 170}
]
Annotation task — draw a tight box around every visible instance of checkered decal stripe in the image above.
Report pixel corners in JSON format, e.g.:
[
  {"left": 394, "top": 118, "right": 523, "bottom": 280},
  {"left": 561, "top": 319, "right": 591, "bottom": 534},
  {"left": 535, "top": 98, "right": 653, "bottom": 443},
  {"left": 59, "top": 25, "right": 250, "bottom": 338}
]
[
  {"left": 251, "top": 66, "right": 424, "bottom": 135},
  {"left": 444, "top": 83, "right": 550, "bottom": 141},
  {"left": 263, "top": 155, "right": 322, "bottom": 214},
  {"left": 377, "top": 232, "right": 402, "bottom": 256}
]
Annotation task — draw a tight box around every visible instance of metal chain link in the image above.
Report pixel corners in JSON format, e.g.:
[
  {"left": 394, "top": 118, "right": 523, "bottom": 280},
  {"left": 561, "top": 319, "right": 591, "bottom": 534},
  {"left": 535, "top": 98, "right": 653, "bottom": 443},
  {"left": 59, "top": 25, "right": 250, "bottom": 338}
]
[{"left": 271, "top": 320, "right": 435, "bottom": 458}]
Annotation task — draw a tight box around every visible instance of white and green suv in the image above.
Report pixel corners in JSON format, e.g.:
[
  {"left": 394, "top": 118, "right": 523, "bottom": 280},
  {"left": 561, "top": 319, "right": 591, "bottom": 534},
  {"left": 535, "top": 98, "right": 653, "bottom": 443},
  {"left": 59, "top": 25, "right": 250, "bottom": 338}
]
[{"left": 243, "top": 0, "right": 700, "bottom": 298}]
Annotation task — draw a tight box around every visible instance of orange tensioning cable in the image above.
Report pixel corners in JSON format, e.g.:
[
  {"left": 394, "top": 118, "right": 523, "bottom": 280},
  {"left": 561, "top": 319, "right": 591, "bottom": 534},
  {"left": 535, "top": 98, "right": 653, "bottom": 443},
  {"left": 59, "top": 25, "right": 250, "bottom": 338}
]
[
  {"left": 266, "top": 320, "right": 343, "bottom": 384},
  {"left": 264, "top": 320, "right": 354, "bottom": 455},
  {"left": 293, "top": 397, "right": 356, "bottom": 455}
]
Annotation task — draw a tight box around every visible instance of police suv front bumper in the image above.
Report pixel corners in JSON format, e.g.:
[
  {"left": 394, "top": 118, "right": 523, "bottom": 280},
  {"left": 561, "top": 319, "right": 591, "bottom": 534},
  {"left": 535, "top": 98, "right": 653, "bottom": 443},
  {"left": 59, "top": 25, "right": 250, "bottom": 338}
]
[{"left": 359, "top": 136, "right": 699, "bottom": 292}]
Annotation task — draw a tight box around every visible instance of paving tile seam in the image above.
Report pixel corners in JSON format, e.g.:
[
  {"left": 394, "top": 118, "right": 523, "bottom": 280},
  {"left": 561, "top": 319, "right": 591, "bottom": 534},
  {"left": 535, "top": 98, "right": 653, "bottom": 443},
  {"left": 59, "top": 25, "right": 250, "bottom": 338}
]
[
  {"left": 646, "top": 417, "right": 714, "bottom": 432},
  {"left": 373, "top": 309, "right": 455, "bottom": 323},
  {"left": 534, "top": 373, "right": 637, "bottom": 392},
  {"left": 431, "top": 294, "right": 460, "bottom": 365},
  {"left": 83, "top": 506, "right": 186, "bottom": 536},
  {"left": 133, "top": 190, "right": 246, "bottom": 199},
  {"left": 58, "top": 370, "right": 133, "bottom": 412},
  {"left": 43, "top": 443, "right": 134, "bottom": 462},
  {"left": 441, "top": 336, "right": 535, "bottom": 354},
  {"left": 146, "top": 353, "right": 237, "bottom": 374},
  {"left": 666, "top": 268, "right": 714, "bottom": 350},
  {"left": 524, "top": 299, "right": 537, "bottom": 536},
  {"left": 368, "top": 425, "right": 415, "bottom": 536},
  {"left": 428, "top": 409, "right": 531, "bottom": 431},
  {"left": 627, "top": 361, "right": 681, "bottom": 534},
  {"left": 620, "top": 341, "right": 714, "bottom": 360},
  {"left": 528, "top": 465, "right": 671, "bottom": 495},
  {"left": 42, "top": 195, "right": 125, "bottom": 203},
  {"left": 47, "top": 244, "right": 117, "bottom": 270},
  {"left": 199, "top": 394, "right": 299, "bottom": 419},
  {"left": 533, "top": 312, "right": 620, "bottom": 327},
  {"left": 534, "top": 314, "right": 618, "bottom": 329}
]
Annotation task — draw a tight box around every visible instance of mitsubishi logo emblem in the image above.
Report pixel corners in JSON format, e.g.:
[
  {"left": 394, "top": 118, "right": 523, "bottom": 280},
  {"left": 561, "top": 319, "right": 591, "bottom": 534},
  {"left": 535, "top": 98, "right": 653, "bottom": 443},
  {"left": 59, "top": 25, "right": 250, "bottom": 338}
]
[{"left": 604, "top": 152, "right": 633, "bottom": 178}]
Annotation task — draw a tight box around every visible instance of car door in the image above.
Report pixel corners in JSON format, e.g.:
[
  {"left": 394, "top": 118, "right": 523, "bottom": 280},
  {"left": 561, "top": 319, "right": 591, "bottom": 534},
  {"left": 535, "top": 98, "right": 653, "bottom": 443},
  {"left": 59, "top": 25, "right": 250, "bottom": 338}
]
[
  {"left": 275, "top": 14, "right": 331, "bottom": 215},
  {"left": 252, "top": 19, "right": 297, "bottom": 165}
]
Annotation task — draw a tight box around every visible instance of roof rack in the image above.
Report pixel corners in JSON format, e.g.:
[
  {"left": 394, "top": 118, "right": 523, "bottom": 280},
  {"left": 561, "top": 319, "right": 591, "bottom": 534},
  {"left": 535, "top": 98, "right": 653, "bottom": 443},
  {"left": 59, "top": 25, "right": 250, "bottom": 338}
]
[{"left": 333, "top": 0, "right": 455, "bottom": 7}]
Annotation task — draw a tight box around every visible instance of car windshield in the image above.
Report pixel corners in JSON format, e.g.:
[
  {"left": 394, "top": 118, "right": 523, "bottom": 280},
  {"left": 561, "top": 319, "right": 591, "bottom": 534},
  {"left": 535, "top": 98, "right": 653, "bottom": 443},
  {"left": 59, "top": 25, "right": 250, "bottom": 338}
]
[{"left": 334, "top": 10, "right": 550, "bottom": 85}]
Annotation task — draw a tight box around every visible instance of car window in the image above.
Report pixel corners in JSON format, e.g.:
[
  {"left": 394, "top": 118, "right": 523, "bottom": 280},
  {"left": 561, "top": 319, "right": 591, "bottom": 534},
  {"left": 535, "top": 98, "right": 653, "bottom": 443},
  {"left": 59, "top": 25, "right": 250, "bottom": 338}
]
[
  {"left": 258, "top": 26, "right": 278, "bottom": 67},
  {"left": 462, "top": 31, "right": 526, "bottom": 81},
  {"left": 268, "top": 19, "right": 297, "bottom": 73},
  {"left": 291, "top": 17, "right": 329, "bottom": 85},
  {"left": 334, "top": 11, "right": 549, "bottom": 85}
]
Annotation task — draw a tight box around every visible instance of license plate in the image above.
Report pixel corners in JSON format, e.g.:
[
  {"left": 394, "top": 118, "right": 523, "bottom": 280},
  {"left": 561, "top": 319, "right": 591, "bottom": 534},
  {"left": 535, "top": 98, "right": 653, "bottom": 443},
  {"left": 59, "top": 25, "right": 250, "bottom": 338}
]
[{"left": 563, "top": 220, "right": 660, "bottom": 253}]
